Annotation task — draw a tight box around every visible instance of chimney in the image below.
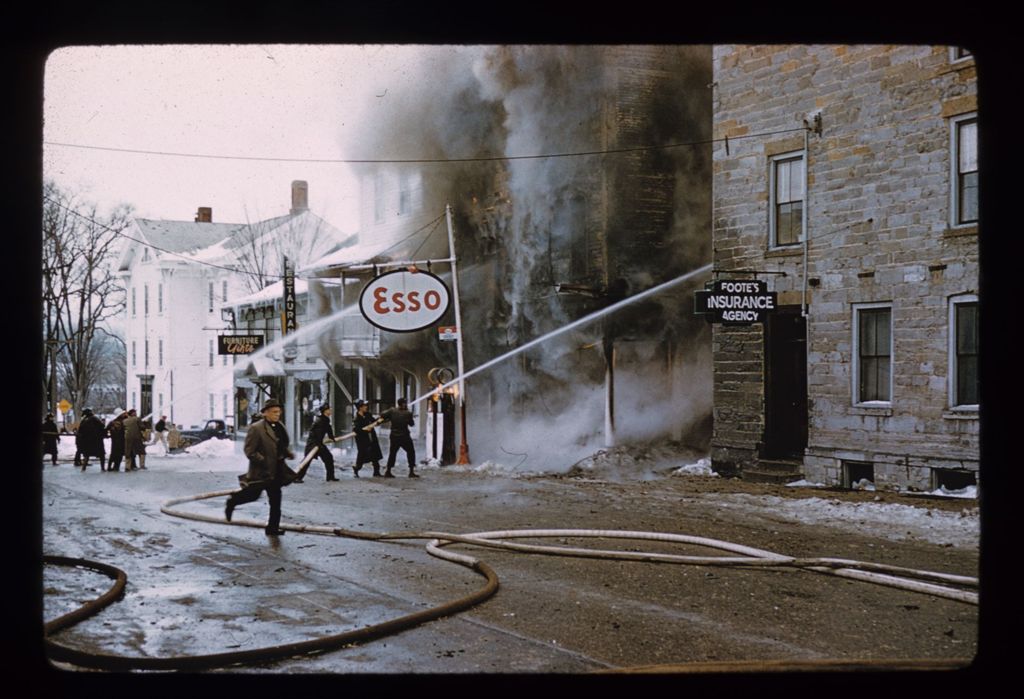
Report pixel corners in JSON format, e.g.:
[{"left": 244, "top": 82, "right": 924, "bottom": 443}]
[
  {"left": 195, "top": 207, "right": 212, "bottom": 223},
  {"left": 290, "top": 180, "right": 309, "bottom": 215}
]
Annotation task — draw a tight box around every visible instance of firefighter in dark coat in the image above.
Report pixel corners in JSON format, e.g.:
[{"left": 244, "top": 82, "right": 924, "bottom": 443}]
[
  {"left": 377, "top": 397, "right": 418, "bottom": 478},
  {"left": 224, "top": 398, "right": 298, "bottom": 536},
  {"left": 353, "top": 400, "right": 384, "bottom": 477},
  {"left": 76, "top": 408, "right": 106, "bottom": 471},
  {"left": 302, "top": 404, "right": 338, "bottom": 482},
  {"left": 42, "top": 414, "right": 60, "bottom": 466}
]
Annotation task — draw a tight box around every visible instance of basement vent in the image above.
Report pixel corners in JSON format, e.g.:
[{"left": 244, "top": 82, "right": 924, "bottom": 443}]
[
  {"left": 933, "top": 468, "right": 976, "bottom": 491},
  {"left": 842, "top": 461, "right": 874, "bottom": 489}
]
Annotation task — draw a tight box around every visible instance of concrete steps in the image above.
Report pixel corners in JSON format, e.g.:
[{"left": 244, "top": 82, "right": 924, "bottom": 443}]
[{"left": 743, "top": 458, "right": 804, "bottom": 484}]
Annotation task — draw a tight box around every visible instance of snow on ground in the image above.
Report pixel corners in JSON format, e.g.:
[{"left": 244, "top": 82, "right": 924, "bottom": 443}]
[
  {"left": 715, "top": 493, "right": 979, "bottom": 548},
  {"left": 49, "top": 440, "right": 979, "bottom": 548}
]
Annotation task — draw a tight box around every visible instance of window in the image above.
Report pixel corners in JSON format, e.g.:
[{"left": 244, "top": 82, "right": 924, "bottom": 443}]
[
  {"left": 374, "top": 172, "right": 386, "bottom": 223},
  {"left": 950, "top": 47, "right": 973, "bottom": 62},
  {"left": 209, "top": 339, "right": 214, "bottom": 367},
  {"left": 144, "top": 340, "right": 149, "bottom": 368},
  {"left": 132, "top": 287, "right": 136, "bottom": 317},
  {"left": 223, "top": 394, "right": 228, "bottom": 418},
  {"left": 209, "top": 282, "right": 215, "bottom": 312},
  {"left": 854, "top": 304, "right": 892, "bottom": 404},
  {"left": 158, "top": 393, "right": 163, "bottom": 413},
  {"left": 158, "top": 339, "right": 163, "bottom": 367},
  {"left": 950, "top": 296, "right": 979, "bottom": 408},
  {"left": 399, "top": 171, "right": 413, "bottom": 215},
  {"left": 222, "top": 280, "right": 228, "bottom": 303},
  {"left": 209, "top": 394, "right": 215, "bottom": 419},
  {"left": 770, "top": 152, "right": 804, "bottom": 246},
  {"left": 144, "top": 285, "right": 149, "bottom": 316},
  {"left": 158, "top": 284, "right": 163, "bottom": 313},
  {"left": 132, "top": 341, "right": 136, "bottom": 367},
  {"left": 951, "top": 113, "right": 978, "bottom": 226}
]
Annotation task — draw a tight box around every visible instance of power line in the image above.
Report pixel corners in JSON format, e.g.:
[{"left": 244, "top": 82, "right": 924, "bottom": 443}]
[
  {"left": 43, "top": 126, "right": 808, "bottom": 165},
  {"left": 42, "top": 193, "right": 447, "bottom": 283}
]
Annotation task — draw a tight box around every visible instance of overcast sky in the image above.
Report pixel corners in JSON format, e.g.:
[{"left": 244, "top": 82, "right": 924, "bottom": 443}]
[{"left": 43, "top": 44, "right": 445, "bottom": 233}]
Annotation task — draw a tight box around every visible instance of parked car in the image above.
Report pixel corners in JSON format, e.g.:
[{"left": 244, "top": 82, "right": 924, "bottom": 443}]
[{"left": 176, "top": 419, "right": 232, "bottom": 449}]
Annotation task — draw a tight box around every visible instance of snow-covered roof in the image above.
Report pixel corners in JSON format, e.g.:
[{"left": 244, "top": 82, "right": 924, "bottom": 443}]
[
  {"left": 300, "top": 222, "right": 442, "bottom": 274},
  {"left": 134, "top": 219, "right": 247, "bottom": 254},
  {"left": 230, "top": 279, "right": 309, "bottom": 307},
  {"left": 121, "top": 210, "right": 355, "bottom": 272}
]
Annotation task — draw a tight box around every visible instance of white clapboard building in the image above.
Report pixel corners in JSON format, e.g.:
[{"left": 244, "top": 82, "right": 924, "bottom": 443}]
[{"left": 114, "top": 181, "right": 353, "bottom": 433}]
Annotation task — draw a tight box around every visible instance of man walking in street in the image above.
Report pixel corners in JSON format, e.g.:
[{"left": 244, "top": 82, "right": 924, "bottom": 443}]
[
  {"left": 378, "top": 397, "right": 418, "bottom": 478},
  {"left": 225, "top": 398, "right": 298, "bottom": 536},
  {"left": 302, "top": 403, "right": 338, "bottom": 482}
]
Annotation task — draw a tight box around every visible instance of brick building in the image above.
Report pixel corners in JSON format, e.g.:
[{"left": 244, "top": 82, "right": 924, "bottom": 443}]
[{"left": 708, "top": 45, "right": 979, "bottom": 492}]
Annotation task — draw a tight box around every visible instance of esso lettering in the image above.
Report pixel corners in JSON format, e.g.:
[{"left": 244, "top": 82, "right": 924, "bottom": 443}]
[{"left": 372, "top": 287, "right": 444, "bottom": 314}]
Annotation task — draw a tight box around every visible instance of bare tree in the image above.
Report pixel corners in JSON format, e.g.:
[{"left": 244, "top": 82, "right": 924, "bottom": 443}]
[
  {"left": 42, "top": 179, "right": 133, "bottom": 415},
  {"left": 232, "top": 212, "right": 335, "bottom": 295}
]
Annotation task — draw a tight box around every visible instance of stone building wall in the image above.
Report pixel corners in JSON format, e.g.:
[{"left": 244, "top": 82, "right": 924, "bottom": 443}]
[{"left": 711, "top": 44, "right": 979, "bottom": 491}]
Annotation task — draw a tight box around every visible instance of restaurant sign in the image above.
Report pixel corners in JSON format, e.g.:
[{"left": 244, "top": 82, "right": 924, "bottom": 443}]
[{"left": 694, "top": 280, "right": 777, "bottom": 325}]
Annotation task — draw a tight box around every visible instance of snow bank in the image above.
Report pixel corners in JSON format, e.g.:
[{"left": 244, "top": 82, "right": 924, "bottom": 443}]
[
  {"left": 182, "top": 438, "right": 237, "bottom": 459},
  {"left": 670, "top": 457, "right": 717, "bottom": 478}
]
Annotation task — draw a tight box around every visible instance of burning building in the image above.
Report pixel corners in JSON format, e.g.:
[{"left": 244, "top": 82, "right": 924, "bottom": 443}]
[{"left": 302, "top": 45, "right": 714, "bottom": 469}]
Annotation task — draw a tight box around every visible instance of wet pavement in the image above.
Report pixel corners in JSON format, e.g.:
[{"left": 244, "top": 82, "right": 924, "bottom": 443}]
[{"left": 40, "top": 441, "right": 982, "bottom": 676}]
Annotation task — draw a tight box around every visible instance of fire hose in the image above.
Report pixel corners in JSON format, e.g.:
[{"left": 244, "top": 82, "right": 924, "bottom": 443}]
[{"left": 43, "top": 442, "right": 979, "bottom": 672}]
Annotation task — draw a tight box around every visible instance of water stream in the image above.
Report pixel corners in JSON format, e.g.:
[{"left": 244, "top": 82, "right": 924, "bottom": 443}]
[{"left": 152, "top": 263, "right": 712, "bottom": 424}]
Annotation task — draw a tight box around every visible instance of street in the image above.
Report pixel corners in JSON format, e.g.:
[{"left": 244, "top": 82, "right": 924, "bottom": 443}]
[{"left": 39, "top": 437, "right": 981, "bottom": 676}]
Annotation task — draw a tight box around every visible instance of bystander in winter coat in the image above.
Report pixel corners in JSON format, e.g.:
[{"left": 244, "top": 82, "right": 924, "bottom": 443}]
[
  {"left": 76, "top": 409, "right": 106, "bottom": 468},
  {"left": 106, "top": 412, "right": 128, "bottom": 472},
  {"left": 42, "top": 414, "right": 59, "bottom": 465},
  {"left": 123, "top": 410, "right": 147, "bottom": 470}
]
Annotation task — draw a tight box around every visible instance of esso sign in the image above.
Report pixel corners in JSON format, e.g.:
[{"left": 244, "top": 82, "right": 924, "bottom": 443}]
[{"left": 359, "top": 269, "right": 451, "bottom": 332}]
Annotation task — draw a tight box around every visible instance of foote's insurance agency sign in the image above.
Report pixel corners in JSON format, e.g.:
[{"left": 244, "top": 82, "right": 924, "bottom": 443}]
[{"left": 694, "top": 280, "right": 777, "bottom": 325}]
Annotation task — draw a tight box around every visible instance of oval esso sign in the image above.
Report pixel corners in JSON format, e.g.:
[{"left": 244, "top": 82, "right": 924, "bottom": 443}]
[{"left": 359, "top": 269, "right": 451, "bottom": 333}]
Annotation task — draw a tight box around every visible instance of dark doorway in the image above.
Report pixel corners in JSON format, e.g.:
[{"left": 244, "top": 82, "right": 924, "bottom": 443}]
[
  {"left": 763, "top": 307, "right": 807, "bottom": 459},
  {"left": 138, "top": 375, "right": 154, "bottom": 421}
]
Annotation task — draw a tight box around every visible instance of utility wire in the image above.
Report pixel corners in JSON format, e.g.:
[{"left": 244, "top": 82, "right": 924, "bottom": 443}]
[
  {"left": 43, "top": 193, "right": 447, "bottom": 283},
  {"left": 43, "top": 126, "right": 808, "bottom": 165}
]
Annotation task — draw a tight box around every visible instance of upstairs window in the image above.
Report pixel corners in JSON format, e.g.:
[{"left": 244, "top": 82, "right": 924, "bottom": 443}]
[
  {"left": 770, "top": 152, "right": 804, "bottom": 247},
  {"left": 951, "top": 114, "right": 978, "bottom": 226},
  {"left": 374, "top": 172, "right": 386, "bottom": 224},
  {"left": 208, "top": 282, "right": 215, "bottom": 313}
]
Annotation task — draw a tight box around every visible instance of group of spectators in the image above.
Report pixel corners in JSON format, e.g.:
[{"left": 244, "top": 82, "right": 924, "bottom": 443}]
[{"left": 42, "top": 409, "right": 180, "bottom": 471}]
